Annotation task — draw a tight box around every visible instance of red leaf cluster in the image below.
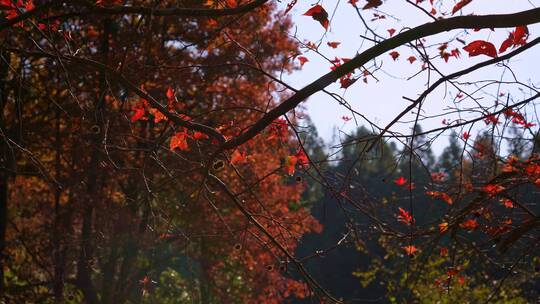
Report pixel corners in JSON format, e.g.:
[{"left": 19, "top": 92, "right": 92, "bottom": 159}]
[{"left": 499, "top": 26, "right": 529, "bottom": 53}]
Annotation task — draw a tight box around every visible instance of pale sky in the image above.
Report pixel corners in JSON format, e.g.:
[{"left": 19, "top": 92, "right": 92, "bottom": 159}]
[{"left": 279, "top": 0, "right": 540, "bottom": 155}]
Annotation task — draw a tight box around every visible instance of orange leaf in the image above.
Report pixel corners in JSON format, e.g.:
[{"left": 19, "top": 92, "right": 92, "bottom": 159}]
[
  {"left": 482, "top": 184, "right": 505, "bottom": 196},
  {"left": 170, "top": 131, "right": 189, "bottom": 151},
  {"left": 439, "top": 222, "right": 449, "bottom": 233},
  {"left": 285, "top": 155, "right": 298, "bottom": 175},
  {"left": 231, "top": 150, "right": 246, "bottom": 165},
  {"left": 459, "top": 219, "right": 478, "bottom": 230},
  {"left": 131, "top": 107, "right": 146, "bottom": 122},
  {"left": 402, "top": 245, "right": 418, "bottom": 256},
  {"left": 193, "top": 132, "right": 209, "bottom": 140},
  {"left": 149, "top": 108, "right": 167, "bottom": 123}
]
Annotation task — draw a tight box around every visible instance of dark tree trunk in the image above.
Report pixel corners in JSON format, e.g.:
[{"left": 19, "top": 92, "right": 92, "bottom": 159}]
[
  {"left": 53, "top": 107, "right": 66, "bottom": 303},
  {"left": 76, "top": 17, "right": 112, "bottom": 304},
  {"left": 0, "top": 49, "right": 12, "bottom": 297}
]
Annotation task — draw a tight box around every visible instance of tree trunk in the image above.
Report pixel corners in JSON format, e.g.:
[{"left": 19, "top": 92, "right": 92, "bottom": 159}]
[{"left": 0, "top": 49, "right": 12, "bottom": 297}]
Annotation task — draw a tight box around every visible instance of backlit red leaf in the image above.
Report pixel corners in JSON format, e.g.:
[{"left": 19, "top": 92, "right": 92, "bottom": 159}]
[
  {"left": 463, "top": 40, "right": 497, "bottom": 58},
  {"left": 402, "top": 245, "right": 418, "bottom": 256},
  {"left": 459, "top": 219, "right": 478, "bottom": 230},
  {"left": 397, "top": 207, "right": 414, "bottom": 225},
  {"left": 499, "top": 35, "right": 514, "bottom": 53},
  {"left": 340, "top": 76, "right": 357, "bottom": 89},
  {"left": 285, "top": 155, "right": 298, "bottom": 175},
  {"left": 513, "top": 25, "right": 528, "bottom": 45},
  {"left": 451, "top": 0, "right": 472, "bottom": 15},
  {"left": 389, "top": 51, "right": 400, "bottom": 60},
  {"left": 297, "top": 56, "right": 309, "bottom": 66},
  {"left": 303, "top": 5, "right": 329, "bottom": 30},
  {"left": 363, "top": 0, "right": 382, "bottom": 9},
  {"left": 170, "top": 131, "right": 190, "bottom": 151},
  {"left": 327, "top": 41, "right": 341, "bottom": 48},
  {"left": 394, "top": 176, "right": 407, "bottom": 186},
  {"left": 166, "top": 87, "right": 174, "bottom": 100}
]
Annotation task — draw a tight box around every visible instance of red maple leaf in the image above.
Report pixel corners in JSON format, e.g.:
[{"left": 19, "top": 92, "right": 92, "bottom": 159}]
[
  {"left": 397, "top": 207, "right": 414, "bottom": 225},
  {"left": 482, "top": 184, "right": 505, "bottom": 196},
  {"left": 459, "top": 219, "right": 478, "bottom": 230},
  {"left": 340, "top": 76, "right": 357, "bottom": 89},
  {"left": 363, "top": 0, "right": 382, "bottom": 10},
  {"left": 513, "top": 25, "right": 528, "bottom": 45},
  {"left": 166, "top": 87, "right": 174, "bottom": 100},
  {"left": 500, "top": 198, "right": 514, "bottom": 208},
  {"left": 149, "top": 108, "right": 167, "bottom": 123},
  {"left": 131, "top": 107, "right": 146, "bottom": 122},
  {"left": 285, "top": 155, "right": 298, "bottom": 175},
  {"left": 500, "top": 26, "right": 529, "bottom": 53},
  {"left": 426, "top": 191, "right": 453, "bottom": 205},
  {"left": 389, "top": 51, "right": 400, "bottom": 60},
  {"left": 499, "top": 33, "right": 514, "bottom": 53},
  {"left": 296, "top": 149, "right": 309, "bottom": 168},
  {"left": 303, "top": 5, "right": 329, "bottom": 30},
  {"left": 394, "top": 176, "right": 407, "bottom": 186},
  {"left": 407, "top": 56, "right": 416, "bottom": 64},
  {"left": 230, "top": 150, "right": 247, "bottom": 165},
  {"left": 463, "top": 40, "right": 497, "bottom": 58},
  {"left": 297, "top": 56, "right": 309, "bottom": 66},
  {"left": 387, "top": 28, "right": 396, "bottom": 36},
  {"left": 170, "top": 131, "right": 190, "bottom": 151},
  {"left": 327, "top": 41, "right": 341, "bottom": 48},
  {"left": 193, "top": 132, "right": 209, "bottom": 140},
  {"left": 451, "top": 0, "right": 472, "bottom": 15}
]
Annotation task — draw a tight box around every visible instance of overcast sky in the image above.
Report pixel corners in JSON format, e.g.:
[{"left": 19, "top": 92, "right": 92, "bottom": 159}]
[{"left": 279, "top": 0, "right": 540, "bottom": 155}]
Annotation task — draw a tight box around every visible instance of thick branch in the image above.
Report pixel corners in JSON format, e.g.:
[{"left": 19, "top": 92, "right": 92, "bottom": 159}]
[
  {"left": 0, "top": 0, "right": 268, "bottom": 31},
  {"left": 71, "top": 0, "right": 269, "bottom": 17}
]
